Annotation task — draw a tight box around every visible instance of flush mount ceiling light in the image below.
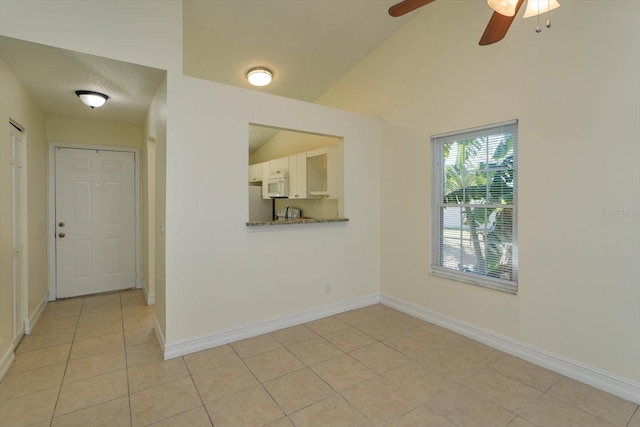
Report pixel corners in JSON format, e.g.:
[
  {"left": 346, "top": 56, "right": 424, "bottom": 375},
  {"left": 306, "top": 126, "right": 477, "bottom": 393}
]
[
  {"left": 246, "top": 67, "right": 273, "bottom": 87},
  {"left": 75, "top": 90, "right": 109, "bottom": 109}
]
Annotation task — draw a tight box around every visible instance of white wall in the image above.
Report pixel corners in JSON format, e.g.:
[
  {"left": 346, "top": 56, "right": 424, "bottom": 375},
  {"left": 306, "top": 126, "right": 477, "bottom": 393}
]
[
  {"left": 0, "top": 0, "right": 381, "bottom": 349},
  {"left": 146, "top": 75, "right": 167, "bottom": 333},
  {"left": 165, "top": 77, "right": 380, "bottom": 341},
  {"left": 318, "top": 0, "right": 640, "bottom": 385},
  {"left": 142, "top": 75, "right": 167, "bottom": 306}
]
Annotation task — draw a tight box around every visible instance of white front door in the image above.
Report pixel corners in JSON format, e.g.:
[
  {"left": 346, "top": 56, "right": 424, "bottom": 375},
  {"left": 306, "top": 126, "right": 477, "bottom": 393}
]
[
  {"left": 55, "top": 147, "right": 136, "bottom": 298},
  {"left": 10, "top": 123, "right": 25, "bottom": 343}
]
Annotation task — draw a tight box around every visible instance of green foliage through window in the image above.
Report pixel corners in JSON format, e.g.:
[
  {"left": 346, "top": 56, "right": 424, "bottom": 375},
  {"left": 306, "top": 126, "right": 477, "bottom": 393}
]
[{"left": 432, "top": 121, "right": 518, "bottom": 292}]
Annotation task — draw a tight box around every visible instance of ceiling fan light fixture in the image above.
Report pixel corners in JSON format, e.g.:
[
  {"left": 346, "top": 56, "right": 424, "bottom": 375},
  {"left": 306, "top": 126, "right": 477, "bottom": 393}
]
[
  {"left": 523, "top": 0, "right": 560, "bottom": 18},
  {"left": 487, "top": 0, "right": 519, "bottom": 17},
  {"left": 246, "top": 67, "right": 273, "bottom": 87},
  {"left": 75, "top": 90, "right": 109, "bottom": 109}
]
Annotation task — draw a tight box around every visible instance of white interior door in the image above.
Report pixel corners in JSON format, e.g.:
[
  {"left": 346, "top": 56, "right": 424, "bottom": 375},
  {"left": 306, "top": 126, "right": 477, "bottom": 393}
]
[
  {"left": 55, "top": 148, "right": 136, "bottom": 298},
  {"left": 10, "top": 123, "right": 25, "bottom": 343}
]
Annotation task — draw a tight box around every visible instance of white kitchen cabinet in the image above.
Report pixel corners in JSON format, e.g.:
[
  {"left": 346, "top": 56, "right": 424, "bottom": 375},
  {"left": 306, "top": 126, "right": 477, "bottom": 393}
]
[
  {"left": 326, "top": 145, "right": 343, "bottom": 200},
  {"left": 288, "top": 153, "right": 307, "bottom": 199},
  {"left": 266, "top": 157, "right": 288, "bottom": 176},
  {"left": 306, "top": 152, "right": 327, "bottom": 197},
  {"left": 248, "top": 163, "right": 264, "bottom": 183},
  {"left": 306, "top": 145, "right": 343, "bottom": 199}
]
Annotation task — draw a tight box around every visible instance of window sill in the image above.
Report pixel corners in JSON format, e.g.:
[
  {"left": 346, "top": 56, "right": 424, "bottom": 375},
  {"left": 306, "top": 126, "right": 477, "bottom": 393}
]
[{"left": 429, "top": 268, "right": 518, "bottom": 295}]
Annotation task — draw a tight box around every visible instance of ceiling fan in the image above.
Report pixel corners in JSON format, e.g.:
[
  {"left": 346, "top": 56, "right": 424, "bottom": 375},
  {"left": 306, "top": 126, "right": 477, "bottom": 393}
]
[{"left": 388, "top": 0, "right": 560, "bottom": 46}]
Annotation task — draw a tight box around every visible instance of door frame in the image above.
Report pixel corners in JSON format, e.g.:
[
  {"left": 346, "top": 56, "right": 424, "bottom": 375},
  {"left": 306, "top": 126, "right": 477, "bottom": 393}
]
[
  {"left": 48, "top": 142, "right": 142, "bottom": 300},
  {"left": 10, "top": 121, "right": 28, "bottom": 343}
]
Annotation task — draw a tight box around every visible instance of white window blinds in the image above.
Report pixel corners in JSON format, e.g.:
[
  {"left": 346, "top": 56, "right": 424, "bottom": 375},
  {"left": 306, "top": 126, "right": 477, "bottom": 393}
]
[{"left": 432, "top": 120, "right": 518, "bottom": 293}]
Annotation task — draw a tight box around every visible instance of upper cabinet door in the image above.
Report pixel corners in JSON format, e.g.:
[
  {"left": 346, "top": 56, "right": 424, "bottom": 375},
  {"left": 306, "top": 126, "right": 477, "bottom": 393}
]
[
  {"left": 267, "top": 157, "right": 289, "bottom": 176},
  {"left": 288, "top": 153, "right": 307, "bottom": 199},
  {"left": 248, "top": 163, "right": 263, "bottom": 183},
  {"left": 326, "top": 145, "right": 343, "bottom": 200}
]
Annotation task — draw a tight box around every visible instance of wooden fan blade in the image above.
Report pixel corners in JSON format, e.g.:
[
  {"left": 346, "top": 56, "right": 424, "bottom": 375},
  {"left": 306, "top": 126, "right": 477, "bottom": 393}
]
[
  {"left": 388, "top": 0, "right": 436, "bottom": 17},
  {"left": 479, "top": 0, "right": 525, "bottom": 46}
]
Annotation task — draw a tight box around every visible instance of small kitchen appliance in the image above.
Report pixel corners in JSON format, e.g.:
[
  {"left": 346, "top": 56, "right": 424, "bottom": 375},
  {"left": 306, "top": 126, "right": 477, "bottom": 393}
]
[
  {"left": 265, "top": 173, "right": 288, "bottom": 198},
  {"left": 277, "top": 206, "right": 301, "bottom": 220}
]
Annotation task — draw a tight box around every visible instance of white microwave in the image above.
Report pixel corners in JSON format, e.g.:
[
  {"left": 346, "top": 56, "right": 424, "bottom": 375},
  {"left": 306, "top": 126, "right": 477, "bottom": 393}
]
[{"left": 266, "top": 174, "right": 288, "bottom": 198}]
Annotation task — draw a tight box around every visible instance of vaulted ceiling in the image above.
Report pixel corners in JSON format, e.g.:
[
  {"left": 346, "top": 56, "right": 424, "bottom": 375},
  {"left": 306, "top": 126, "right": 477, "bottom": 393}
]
[
  {"left": 0, "top": 0, "right": 414, "bottom": 144},
  {"left": 183, "top": 0, "right": 412, "bottom": 102}
]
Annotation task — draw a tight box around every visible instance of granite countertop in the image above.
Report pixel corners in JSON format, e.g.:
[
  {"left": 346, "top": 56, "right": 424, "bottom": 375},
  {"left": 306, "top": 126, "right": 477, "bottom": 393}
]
[{"left": 246, "top": 218, "right": 349, "bottom": 227}]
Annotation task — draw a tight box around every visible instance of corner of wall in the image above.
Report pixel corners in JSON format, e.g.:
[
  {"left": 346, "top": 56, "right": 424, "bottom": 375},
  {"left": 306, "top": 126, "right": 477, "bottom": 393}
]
[{"left": 23, "top": 292, "right": 48, "bottom": 334}]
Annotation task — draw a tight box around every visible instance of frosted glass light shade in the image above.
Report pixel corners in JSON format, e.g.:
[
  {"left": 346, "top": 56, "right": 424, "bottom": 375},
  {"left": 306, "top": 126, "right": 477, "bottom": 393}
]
[
  {"left": 487, "top": 0, "right": 519, "bottom": 16},
  {"left": 75, "top": 90, "right": 108, "bottom": 108},
  {"left": 523, "top": 0, "right": 560, "bottom": 18},
  {"left": 247, "top": 67, "right": 273, "bottom": 86}
]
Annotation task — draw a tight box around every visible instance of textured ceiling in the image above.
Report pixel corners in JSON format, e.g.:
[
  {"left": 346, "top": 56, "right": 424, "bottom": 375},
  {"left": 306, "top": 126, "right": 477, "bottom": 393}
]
[{"left": 0, "top": 36, "right": 166, "bottom": 125}]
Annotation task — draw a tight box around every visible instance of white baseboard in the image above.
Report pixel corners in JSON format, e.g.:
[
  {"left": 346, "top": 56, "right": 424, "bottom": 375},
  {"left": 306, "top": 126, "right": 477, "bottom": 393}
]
[
  {"left": 0, "top": 344, "right": 16, "bottom": 383},
  {"left": 164, "top": 294, "right": 380, "bottom": 360},
  {"left": 154, "top": 314, "right": 166, "bottom": 357},
  {"left": 142, "top": 282, "right": 155, "bottom": 305},
  {"left": 380, "top": 294, "right": 640, "bottom": 405},
  {"left": 24, "top": 292, "right": 49, "bottom": 335}
]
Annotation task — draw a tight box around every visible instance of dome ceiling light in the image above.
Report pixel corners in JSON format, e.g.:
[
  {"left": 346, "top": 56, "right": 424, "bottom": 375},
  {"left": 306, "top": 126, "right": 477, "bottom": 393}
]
[{"left": 75, "top": 90, "right": 109, "bottom": 109}]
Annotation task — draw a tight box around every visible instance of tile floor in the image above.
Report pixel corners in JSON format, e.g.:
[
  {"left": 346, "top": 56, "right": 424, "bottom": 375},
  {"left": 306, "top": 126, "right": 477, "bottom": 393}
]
[{"left": 0, "top": 290, "right": 638, "bottom": 427}]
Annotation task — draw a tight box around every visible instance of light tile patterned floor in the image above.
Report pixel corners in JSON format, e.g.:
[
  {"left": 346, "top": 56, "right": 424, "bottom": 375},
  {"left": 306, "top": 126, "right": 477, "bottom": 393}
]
[{"left": 0, "top": 289, "right": 638, "bottom": 427}]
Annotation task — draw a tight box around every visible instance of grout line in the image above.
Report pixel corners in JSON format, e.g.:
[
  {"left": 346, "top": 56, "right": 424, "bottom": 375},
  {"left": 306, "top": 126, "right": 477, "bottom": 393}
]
[
  {"left": 121, "top": 292, "right": 135, "bottom": 427},
  {"left": 187, "top": 360, "right": 216, "bottom": 426},
  {"left": 626, "top": 406, "right": 639, "bottom": 427},
  {"left": 49, "top": 295, "right": 85, "bottom": 425}
]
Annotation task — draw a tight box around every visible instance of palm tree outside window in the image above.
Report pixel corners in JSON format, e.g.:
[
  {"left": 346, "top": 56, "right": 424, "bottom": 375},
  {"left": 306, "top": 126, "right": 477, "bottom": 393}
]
[{"left": 432, "top": 120, "right": 518, "bottom": 293}]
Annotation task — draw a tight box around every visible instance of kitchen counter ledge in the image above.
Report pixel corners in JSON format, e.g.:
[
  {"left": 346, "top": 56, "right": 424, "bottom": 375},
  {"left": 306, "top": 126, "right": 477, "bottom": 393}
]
[{"left": 246, "top": 218, "right": 349, "bottom": 227}]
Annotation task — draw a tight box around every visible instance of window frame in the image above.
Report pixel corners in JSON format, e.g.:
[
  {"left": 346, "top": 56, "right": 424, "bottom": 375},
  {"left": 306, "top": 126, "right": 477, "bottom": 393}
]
[{"left": 431, "top": 120, "right": 518, "bottom": 294}]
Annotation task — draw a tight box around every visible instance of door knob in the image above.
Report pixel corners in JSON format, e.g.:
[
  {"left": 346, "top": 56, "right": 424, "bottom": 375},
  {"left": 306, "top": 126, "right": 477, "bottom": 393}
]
[
  {"left": 58, "top": 232, "right": 66, "bottom": 238},
  {"left": 58, "top": 222, "right": 65, "bottom": 227}
]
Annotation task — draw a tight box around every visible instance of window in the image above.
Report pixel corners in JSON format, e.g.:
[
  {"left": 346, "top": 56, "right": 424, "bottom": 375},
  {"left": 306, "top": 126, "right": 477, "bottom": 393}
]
[{"left": 432, "top": 120, "right": 518, "bottom": 293}]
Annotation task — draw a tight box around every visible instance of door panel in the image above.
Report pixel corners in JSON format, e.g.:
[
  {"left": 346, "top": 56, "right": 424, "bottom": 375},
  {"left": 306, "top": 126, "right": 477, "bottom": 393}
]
[{"left": 55, "top": 148, "right": 136, "bottom": 298}]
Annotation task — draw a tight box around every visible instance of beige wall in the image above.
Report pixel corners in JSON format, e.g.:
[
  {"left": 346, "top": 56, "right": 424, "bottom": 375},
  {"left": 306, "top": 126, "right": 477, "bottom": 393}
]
[
  {"left": 47, "top": 115, "right": 142, "bottom": 148},
  {"left": 144, "top": 75, "right": 167, "bottom": 336},
  {"left": 0, "top": 59, "right": 47, "bottom": 367},
  {"left": 318, "top": 0, "right": 640, "bottom": 384}
]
